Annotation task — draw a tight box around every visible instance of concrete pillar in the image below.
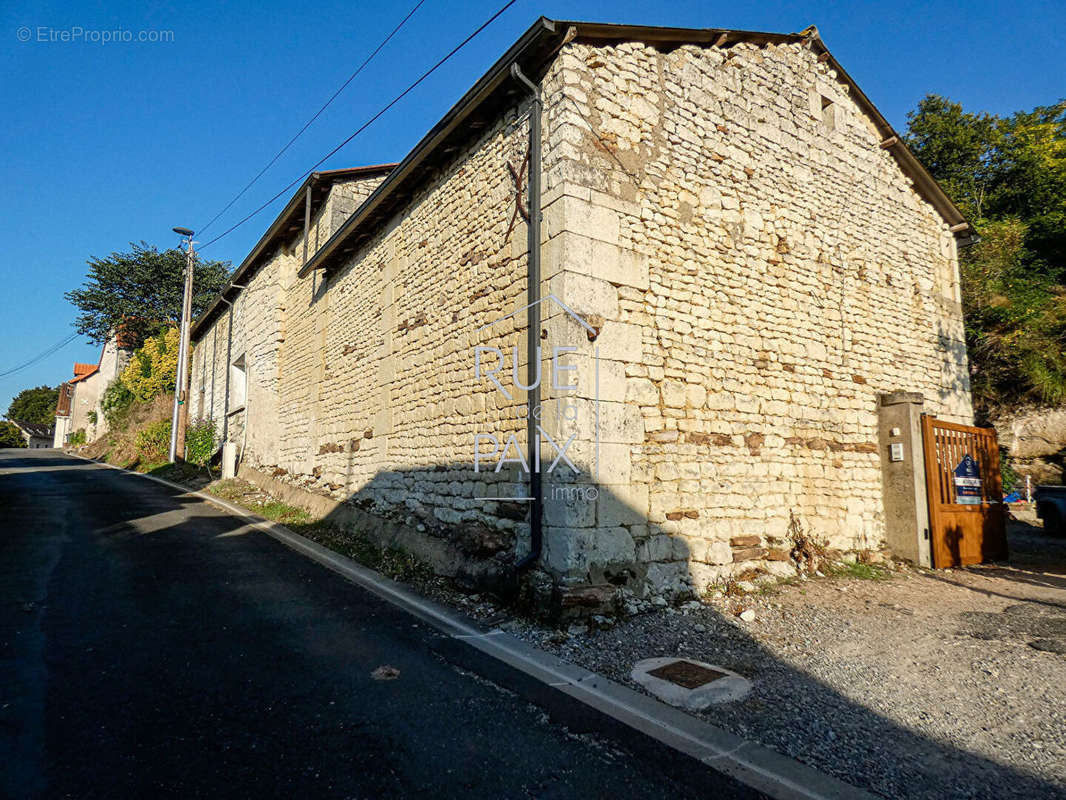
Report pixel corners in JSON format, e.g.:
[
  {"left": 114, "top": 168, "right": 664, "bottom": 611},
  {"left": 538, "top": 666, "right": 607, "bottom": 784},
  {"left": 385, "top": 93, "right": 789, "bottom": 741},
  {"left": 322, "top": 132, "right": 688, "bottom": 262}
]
[
  {"left": 877, "top": 392, "right": 931, "bottom": 567},
  {"left": 222, "top": 442, "right": 238, "bottom": 480}
]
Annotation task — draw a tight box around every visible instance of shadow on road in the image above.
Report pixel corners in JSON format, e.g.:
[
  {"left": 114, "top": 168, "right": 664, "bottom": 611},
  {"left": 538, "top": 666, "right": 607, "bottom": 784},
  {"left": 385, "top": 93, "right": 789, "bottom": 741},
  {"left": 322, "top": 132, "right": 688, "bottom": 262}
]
[{"left": 2, "top": 450, "right": 1062, "bottom": 799}]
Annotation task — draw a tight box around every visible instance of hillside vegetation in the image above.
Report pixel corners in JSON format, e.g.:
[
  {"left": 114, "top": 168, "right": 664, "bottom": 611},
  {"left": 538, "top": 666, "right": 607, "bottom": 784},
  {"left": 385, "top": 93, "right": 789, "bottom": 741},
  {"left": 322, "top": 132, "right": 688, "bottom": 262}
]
[
  {"left": 85, "top": 326, "right": 215, "bottom": 472},
  {"left": 905, "top": 95, "right": 1066, "bottom": 417}
]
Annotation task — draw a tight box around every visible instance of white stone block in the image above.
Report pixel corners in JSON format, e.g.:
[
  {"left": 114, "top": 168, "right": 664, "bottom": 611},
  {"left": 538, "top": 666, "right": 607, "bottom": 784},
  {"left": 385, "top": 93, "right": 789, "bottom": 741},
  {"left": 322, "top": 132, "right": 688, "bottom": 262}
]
[
  {"left": 597, "top": 482, "right": 649, "bottom": 525},
  {"left": 550, "top": 270, "right": 619, "bottom": 320}
]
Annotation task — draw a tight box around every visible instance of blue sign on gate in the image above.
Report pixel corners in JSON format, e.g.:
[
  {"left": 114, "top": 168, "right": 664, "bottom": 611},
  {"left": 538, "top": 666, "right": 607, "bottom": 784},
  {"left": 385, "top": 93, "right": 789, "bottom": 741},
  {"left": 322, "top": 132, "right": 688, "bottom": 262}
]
[{"left": 953, "top": 454, "right": 982, "bottom": 505}]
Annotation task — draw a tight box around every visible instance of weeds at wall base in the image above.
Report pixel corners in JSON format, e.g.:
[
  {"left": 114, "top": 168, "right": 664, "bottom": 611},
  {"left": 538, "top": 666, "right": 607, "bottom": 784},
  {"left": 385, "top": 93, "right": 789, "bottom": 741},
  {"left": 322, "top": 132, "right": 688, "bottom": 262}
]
[{"left": 207, "top": 479, "right": 437, "bottom": 586}]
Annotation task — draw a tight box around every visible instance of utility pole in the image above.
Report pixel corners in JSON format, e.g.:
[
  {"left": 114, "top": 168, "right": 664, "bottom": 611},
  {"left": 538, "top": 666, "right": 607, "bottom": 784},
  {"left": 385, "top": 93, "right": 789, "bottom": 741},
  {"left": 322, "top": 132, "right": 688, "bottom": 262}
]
[{"left": 168, "top": 227, "right": 196, "bottom": 463}]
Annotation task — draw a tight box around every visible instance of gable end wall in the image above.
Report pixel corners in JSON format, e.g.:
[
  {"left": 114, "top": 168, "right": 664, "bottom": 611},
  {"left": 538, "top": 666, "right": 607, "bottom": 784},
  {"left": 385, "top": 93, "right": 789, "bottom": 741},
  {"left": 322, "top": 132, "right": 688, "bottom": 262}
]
[{"left": 545, "top": 38, "right": 972, "bottom": 595}]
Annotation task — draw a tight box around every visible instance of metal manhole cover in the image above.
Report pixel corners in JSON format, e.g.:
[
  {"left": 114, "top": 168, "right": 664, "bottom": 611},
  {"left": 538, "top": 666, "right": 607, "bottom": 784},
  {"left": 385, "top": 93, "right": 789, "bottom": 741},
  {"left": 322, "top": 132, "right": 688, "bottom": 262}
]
[{"left": 647, "top": 660, "right": 727, "bottom": 689}]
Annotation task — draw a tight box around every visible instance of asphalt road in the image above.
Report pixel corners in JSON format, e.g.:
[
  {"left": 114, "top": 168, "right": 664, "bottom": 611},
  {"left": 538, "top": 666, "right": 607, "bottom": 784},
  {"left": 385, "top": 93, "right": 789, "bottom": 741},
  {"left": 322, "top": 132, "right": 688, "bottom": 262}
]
[{"left": 0, "top": 449, "right": 758, "bottom": 799}]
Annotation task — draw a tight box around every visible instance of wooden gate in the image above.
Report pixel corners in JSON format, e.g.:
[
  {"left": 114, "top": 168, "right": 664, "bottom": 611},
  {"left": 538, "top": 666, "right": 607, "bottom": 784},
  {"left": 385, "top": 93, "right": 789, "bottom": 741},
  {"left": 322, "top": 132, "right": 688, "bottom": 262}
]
[{"left": 921, "top": 416, "right": 1007, "bottom": 568}]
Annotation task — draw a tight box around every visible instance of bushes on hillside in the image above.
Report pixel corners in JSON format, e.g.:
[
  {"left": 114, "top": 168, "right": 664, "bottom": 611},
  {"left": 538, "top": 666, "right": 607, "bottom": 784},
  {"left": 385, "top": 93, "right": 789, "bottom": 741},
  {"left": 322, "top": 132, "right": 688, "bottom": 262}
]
[
  {"left": 128, "top": 417, "right": 214, "bottom": 468},
  {"left": 906, "top": 95, "right": 1066, "bottom": 412},
  {"left": 101, "top": 379, "right": 136, "bottom": 429},
  {"left": 0, "top": 421, "right": 26, "bottom": 448},
  {"left": 961, "top": 218, "right": 1066, "bottom": 408},
  {"left": 100, "top": 326, "right": 180, "bottom": 435},
  {"left": 97, "top": 326, "right": 185, "bottom": 458},
  {"left": 135, "top": 419, "right": 172, "bottom": 465},
  {"left": 94, "top": 338, "right": 215, "bottom": 468}
]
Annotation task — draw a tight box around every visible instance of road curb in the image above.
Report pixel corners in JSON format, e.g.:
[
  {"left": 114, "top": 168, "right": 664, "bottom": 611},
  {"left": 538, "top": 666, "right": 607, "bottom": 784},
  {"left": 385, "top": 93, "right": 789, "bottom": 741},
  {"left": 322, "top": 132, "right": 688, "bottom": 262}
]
[{"left": 71, "top": 455, "right": 879, "bottom": 800}]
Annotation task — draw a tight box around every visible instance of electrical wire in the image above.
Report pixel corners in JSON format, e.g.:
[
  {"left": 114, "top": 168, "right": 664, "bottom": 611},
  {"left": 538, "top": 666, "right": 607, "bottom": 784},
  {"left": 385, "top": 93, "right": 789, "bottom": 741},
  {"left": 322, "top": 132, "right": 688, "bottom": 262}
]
[
  {"left": 196, "top": 0, "right": 428, "bottom": 238},
  {"left": 0, "top": 333, "right": 80, "bottom": 379},
  {"left": 199, "top": 0, "right": 518, "bottom": 252}
]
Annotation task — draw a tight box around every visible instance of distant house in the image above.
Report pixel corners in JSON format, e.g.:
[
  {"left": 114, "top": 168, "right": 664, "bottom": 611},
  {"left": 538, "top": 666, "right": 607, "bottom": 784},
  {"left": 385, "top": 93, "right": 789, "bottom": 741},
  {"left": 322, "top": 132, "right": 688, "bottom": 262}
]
[
  {"left": 53, "top": 381, "right": 74, "bottom": 447},
  {"left": 12, "top": 421, "right": 54, "bottom": 449},
  {"left": 54, "top": 331, "right": 136, "bottom": 446}
]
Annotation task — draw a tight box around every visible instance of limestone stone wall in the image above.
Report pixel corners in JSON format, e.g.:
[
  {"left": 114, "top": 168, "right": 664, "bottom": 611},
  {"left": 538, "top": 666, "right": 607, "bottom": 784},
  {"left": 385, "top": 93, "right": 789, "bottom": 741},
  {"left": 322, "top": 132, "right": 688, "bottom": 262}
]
[
  {"left": 539, "top": 38, "right": 973, "bottom": 596},
  {"left": 191, "top": 174, "right": 387, "bottom": 456},
  {"left": 191, "top": 83, "right": 580, "bottom": 584}
]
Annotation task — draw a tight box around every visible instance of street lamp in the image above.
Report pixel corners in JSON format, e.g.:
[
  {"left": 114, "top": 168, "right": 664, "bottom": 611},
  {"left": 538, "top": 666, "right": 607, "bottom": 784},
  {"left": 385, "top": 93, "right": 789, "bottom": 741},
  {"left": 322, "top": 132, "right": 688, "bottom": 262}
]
[{"left": 168, "top": 227, "right": 196, "bottom": 463}]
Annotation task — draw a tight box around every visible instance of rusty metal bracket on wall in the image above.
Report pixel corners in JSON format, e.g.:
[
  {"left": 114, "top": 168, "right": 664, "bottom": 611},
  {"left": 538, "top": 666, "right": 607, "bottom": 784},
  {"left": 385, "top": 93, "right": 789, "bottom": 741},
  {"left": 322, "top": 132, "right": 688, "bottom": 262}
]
[{"left": 504, "top": 144, "right": 531, "bottom": 242}]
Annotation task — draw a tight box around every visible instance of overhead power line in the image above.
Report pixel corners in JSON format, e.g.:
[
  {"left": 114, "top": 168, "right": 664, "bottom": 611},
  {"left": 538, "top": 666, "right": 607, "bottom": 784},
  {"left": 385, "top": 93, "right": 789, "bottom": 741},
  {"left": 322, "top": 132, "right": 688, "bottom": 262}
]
[
  {"left": 199, "top": 0, "right": 519, "bottom": 252},
  {"left": 0, "top": 332, "right": 80, "bottom": 379},
  {"left": 196, "top": 0, "right": 428, "bottom": 238}
]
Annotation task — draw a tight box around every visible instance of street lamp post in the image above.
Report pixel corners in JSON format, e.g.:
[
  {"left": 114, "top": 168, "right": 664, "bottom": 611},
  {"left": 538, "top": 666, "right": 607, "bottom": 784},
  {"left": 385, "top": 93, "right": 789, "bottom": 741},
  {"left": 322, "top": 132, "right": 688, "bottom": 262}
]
[{"left": 168, "top": 227, "right": 195, "bottom": 463}]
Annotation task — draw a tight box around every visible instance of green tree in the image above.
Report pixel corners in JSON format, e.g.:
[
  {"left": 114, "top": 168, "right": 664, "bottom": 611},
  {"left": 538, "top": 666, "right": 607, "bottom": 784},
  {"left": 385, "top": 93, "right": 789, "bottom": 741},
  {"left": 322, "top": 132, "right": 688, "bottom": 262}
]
[
  {"left": 960, "top": 219, "right": 1066, "bottom": 408},
  {"left": 65, "top": 242, "right": 230, "bottom": 346},
  {"left": 905, "top": 95, "right": 1002, "bottom": 219},
  {"left": 5, "top": 385, "right": 60, "bottom": 425},
  {"left": 184, "top": 419, "right": 217, "bottom": 466},
  {"left": 990, "top": 102, "right": 1066, "bottom": 272},
  {"left": 0, "top": 421, "right": 27, "bottom": 448},
  {"left": 906, "top": 95, "right": 1066, "bottom": 411},
  {"left": 101, "top": 379, "right": 136, "bottom": 429}
]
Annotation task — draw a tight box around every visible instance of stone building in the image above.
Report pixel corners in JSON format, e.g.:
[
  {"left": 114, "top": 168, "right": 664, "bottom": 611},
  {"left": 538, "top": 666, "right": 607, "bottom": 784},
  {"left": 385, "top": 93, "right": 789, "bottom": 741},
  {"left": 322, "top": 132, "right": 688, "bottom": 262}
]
[
  {"left": 55, "top": 332, "right": 135, "bottom": 446},
  {"left": 189, "top": 20, "right": 974, "bottom": 608}
]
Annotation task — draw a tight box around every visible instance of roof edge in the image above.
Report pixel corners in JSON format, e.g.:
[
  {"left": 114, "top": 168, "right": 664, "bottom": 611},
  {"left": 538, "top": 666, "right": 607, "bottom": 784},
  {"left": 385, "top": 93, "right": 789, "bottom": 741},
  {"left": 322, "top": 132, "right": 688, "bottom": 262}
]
[
  {"left": 803, "top": 31, "right": 968, "bottom": 232},
  {"left": 191, "top": 163, "right": 397, "bottom": 339},
  {"left": 297, "top": 16, "right": 565, "bottom": 279},
  {"left": 299, "top": 19, "right": 968, "bottom": 280}
]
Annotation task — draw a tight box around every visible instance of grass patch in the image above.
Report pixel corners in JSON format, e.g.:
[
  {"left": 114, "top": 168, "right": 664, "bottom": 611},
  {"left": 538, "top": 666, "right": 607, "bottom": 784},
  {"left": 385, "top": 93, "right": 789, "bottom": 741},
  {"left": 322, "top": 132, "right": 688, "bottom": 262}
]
[
  {"left": 756, "top": 575, "right": 802, "bottom": 596},
  {"left": 824, "top": 560, "right": 893, "bottom": 581},
  {"left": 295, "top": 522, "right": 435, "bottom": 585},
  {"left": 207, "top": 478, "right": 252, "bottom": 503},
  {"left": 255, "top": 500, "right": 315, "bottom": 526},
  {"left": 207, "top": 480, "right": 313, "bottom": 525},
  {"left": 206, "top": 478, "right": 434, "bottom": 585},
  {"left": 743, "top": 562, "right": 891, "bottom": 599}
]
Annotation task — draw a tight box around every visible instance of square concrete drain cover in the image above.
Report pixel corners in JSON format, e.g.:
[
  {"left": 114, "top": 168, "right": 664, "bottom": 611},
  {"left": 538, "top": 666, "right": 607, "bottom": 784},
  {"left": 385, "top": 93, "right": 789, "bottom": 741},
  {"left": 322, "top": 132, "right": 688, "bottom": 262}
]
[
  {"left": 647, "top": 660, "right": 727, "bottom": 689},
  {"left": 632, "top": 657, "right": 752, "bottom": 710}
]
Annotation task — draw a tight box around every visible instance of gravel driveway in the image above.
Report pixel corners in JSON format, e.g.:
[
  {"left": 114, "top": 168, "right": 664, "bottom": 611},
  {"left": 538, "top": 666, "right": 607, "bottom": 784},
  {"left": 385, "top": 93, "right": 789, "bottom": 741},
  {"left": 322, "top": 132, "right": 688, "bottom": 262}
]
[{"left": 508, "top": 519, "right": 1066, "bottom": 800}]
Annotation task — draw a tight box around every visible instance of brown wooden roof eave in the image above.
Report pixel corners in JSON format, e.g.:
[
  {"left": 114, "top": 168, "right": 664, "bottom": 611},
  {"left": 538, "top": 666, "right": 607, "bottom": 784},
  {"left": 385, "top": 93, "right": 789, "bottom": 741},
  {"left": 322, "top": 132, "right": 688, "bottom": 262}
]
[
  {"left": 297, "top": 16, "right": 567, "bottom": 279},
  {"left": 190, "top": 163, "right": 397, "bottom": 340},
  {"left": 298, "top": 18, "right": 969, "bottom": 277},
  {"left": 804, "top": 32, "right": 968, "bottom": 232}
]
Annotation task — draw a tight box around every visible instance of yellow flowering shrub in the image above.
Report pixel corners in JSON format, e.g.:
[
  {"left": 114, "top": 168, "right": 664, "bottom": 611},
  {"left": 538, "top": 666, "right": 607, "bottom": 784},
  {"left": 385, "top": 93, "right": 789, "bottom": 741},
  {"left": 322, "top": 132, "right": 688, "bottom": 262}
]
[{"left": 120, "top": 327, "right": 181, "bottom": 401}]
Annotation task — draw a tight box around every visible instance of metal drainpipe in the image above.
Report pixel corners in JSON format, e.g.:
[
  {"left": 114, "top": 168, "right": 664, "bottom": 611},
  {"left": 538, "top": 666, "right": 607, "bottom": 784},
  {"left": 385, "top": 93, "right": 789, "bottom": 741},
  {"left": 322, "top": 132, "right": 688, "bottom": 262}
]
[{"left": 512, "top": 63, "right": 543, "bottom": 571}]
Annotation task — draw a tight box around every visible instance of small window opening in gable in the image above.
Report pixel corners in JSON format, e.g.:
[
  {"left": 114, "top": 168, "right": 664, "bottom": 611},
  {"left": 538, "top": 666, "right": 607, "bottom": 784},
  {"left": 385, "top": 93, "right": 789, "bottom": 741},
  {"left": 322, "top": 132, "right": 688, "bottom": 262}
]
[
  {"left": 229, "top": 354, "right": 247, "bottom": 409},
  {"left": 820, "top": 94, "right": 837, "bottom": 130}
]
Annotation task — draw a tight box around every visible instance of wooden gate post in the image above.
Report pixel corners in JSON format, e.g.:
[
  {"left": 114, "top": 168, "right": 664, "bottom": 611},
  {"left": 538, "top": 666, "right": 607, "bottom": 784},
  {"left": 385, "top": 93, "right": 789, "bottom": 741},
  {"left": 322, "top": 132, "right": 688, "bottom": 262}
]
[{"left": 878, "top": 392, "right": 932, "bottom": 567}]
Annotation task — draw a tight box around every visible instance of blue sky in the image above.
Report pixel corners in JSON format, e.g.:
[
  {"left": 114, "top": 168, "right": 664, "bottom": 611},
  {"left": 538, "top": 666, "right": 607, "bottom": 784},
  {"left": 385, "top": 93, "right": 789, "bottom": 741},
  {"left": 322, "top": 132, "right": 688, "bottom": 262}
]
[{"left": 1, "top": 0, "right": 1063, "bottom": 415}]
